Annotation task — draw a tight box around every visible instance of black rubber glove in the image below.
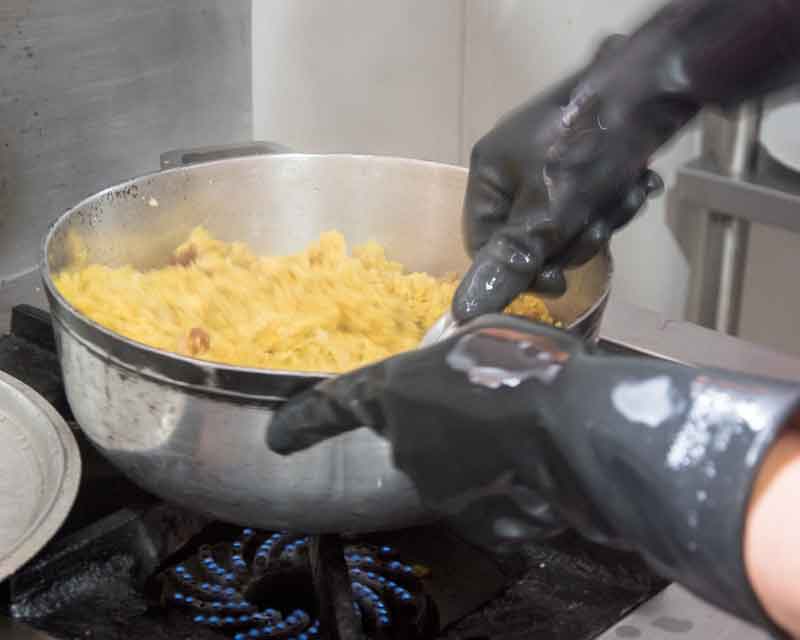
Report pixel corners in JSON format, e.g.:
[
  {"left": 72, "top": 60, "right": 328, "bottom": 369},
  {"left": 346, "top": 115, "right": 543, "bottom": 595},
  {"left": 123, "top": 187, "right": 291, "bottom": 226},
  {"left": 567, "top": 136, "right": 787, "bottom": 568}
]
[
  {"left": 456, "top": 39, "right": 664, "bottom": 320},
  {"left": 268, "top": 316, "right": 799, "bottom": 636},
  {"left": 455, "top": 0, "right": 800, "bottom": 322}
]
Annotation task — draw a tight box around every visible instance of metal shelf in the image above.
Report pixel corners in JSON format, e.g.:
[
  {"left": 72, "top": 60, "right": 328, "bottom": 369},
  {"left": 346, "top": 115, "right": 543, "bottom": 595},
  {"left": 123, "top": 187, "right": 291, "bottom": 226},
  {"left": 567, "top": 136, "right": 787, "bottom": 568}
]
[
  {"left": 675, "top": 147, "right": 800, "bottom": 234},
  {"left": 671, "top": 105, "right": 800, "bottom": 335}
]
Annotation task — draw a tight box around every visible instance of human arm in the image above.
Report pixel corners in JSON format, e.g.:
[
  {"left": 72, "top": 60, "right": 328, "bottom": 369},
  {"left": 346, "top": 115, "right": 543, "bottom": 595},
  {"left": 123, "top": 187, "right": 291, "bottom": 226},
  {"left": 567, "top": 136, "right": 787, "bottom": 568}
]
[{"left": 746, "top": 426, "right": 800, "bottom": 637}]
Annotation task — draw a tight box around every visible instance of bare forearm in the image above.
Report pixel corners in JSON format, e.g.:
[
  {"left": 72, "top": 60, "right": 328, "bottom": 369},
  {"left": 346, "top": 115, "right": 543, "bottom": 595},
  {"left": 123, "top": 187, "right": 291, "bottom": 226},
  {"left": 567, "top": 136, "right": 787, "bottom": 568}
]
[{"left": 746, "top": 426, "right": 800, "bottom": 638}]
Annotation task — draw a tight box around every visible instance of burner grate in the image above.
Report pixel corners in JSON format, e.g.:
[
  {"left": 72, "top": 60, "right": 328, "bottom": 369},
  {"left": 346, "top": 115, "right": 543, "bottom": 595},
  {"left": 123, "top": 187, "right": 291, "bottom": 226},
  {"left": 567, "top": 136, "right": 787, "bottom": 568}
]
[{"left": 159, "top": 528, "right": 438, "bottom": 640}]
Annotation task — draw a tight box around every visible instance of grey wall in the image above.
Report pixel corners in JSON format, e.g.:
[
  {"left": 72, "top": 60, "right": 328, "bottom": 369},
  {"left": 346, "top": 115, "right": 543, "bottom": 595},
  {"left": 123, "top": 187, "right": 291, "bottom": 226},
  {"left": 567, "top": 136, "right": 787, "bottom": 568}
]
[{"left": 0, "top": 1, "right": 252, "bottom": 280}]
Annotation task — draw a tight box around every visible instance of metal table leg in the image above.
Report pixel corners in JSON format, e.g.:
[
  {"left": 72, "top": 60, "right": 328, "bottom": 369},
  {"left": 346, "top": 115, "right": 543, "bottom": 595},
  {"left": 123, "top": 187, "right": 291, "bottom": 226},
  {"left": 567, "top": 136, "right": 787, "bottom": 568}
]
[{"left": 680, "top": 104, "right": 763, "bottom": 336}]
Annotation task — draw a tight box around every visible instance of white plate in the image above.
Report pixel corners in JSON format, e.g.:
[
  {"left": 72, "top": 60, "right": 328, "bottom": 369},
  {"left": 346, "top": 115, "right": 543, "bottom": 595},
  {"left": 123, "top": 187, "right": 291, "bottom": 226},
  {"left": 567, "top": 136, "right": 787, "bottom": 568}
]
[
  {"left": 0, "top": 371, "right": 81, "bottom": 580},
  {"left": 760, "top": 103, "right": 800, "bottom": 171}
]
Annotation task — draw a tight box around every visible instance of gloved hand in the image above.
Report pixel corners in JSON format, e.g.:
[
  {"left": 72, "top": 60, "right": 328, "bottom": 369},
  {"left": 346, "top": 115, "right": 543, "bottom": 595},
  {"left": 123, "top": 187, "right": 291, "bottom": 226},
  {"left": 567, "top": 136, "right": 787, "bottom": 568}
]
[
  {"left": 455, "top": 38, "right": 664, "bottom": 321},
  {"left": 455, "top": 0, "right": 800, "bottom": 322},
  {"left": 268, "top": 315, "right": 799, "bottom": 635}
]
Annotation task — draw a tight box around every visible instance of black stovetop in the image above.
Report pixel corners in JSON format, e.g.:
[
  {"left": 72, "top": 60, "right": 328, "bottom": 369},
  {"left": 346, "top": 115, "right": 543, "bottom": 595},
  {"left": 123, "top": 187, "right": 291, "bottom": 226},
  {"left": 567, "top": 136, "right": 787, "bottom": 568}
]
[{"left": 0, "top": 305, "right": 667, "bottom": 640}]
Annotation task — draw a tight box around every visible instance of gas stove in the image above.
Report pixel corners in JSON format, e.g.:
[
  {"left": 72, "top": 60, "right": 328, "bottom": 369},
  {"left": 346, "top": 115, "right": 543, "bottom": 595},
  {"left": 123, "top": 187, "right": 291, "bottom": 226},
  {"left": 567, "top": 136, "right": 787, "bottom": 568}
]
[{"left": 0, "top": 303, "right": 668, "bottom": 639}]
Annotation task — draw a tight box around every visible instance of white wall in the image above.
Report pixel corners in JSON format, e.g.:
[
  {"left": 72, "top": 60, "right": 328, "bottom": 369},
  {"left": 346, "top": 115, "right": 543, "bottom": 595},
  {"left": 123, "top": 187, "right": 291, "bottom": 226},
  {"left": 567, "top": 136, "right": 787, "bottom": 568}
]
[
  {"left": 252, "top": 0, "right": 699, "bottom": 319},
  {"left": 252, "top": 1, "right": 464, "bottom": 163}
]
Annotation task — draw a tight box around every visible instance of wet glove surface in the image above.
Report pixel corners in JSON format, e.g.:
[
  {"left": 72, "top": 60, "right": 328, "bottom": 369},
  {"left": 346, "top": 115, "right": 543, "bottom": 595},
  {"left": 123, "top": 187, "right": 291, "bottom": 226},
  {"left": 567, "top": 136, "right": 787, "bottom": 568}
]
[{"left": 269, "top": 316, "right": 799, "bottom": 636}]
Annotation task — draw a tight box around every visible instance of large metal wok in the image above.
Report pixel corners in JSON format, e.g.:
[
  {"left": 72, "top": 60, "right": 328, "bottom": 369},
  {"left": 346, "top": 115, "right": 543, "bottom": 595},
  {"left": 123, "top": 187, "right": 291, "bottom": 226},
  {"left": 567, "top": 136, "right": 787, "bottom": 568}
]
[{"left": 41, "top": 146, "right": 611, "bottom": 533}]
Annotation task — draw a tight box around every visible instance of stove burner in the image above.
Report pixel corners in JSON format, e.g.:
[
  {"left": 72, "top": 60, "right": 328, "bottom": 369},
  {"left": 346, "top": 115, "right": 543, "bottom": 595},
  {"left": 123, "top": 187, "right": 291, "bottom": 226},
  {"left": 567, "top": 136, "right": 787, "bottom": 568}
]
[{"left": 159, "top": 528, "right": 437, "bottom": 640}]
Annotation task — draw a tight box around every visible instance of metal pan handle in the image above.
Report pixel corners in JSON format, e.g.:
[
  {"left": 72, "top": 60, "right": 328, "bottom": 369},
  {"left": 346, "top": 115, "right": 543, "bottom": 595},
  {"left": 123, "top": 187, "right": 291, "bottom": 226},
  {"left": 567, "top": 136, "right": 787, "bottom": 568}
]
[{"left": 159, "top": 141, "right": 292, "bottom": 170}]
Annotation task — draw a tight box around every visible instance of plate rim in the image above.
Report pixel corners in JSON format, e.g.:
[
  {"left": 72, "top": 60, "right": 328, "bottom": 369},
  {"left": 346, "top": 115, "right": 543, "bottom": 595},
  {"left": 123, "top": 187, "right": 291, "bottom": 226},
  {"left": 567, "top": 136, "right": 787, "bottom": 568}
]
[{"left": 0, "top": 369, "right": 81, "bottom": 581}]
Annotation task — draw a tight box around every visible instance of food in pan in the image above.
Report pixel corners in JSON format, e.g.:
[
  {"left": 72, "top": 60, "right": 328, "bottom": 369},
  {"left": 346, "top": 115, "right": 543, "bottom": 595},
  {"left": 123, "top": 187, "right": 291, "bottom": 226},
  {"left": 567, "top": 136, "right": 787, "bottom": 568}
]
[{"left": 53, "top": 227, "right": 555, "bottom": 373}]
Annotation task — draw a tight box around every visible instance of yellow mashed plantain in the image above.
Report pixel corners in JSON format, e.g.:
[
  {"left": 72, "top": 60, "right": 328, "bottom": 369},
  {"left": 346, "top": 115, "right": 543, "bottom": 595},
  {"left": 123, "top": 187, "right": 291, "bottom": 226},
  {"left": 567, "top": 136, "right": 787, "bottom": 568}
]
[{"left": 53, "top": 227, "right": 555, "bottom": 373}]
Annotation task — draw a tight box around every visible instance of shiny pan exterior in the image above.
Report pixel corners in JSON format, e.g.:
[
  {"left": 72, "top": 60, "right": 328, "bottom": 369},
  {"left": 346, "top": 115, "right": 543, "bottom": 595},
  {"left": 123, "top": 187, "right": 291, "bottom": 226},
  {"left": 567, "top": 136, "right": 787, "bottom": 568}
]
[{"left": 41, "top": 152, "right": 611, "bottom": 533}]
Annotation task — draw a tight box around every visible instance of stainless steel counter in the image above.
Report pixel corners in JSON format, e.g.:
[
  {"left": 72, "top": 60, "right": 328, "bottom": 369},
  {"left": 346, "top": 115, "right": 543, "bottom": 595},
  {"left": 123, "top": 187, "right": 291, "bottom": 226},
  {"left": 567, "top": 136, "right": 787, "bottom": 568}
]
[
  {"left": 1, "top": 272, "right": 792, "bottom": 639},
  {"left": 598, "top": 584, "right": 770, "bottom": 640},
  {"left": 601, "top": 295, "right": 800, "bottom": 381}
]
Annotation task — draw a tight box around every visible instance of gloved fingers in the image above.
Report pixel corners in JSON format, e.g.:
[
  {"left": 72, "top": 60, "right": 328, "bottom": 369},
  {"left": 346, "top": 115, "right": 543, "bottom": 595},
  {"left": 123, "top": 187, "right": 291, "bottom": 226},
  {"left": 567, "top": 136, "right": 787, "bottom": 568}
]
[
  {"left": 462, "top": 140, "right": 517, "bottom": 257},
  {"left": 459, "top": 181, "right": 580, "bottom": 310},
  {"left": 529, "top": 168, "right": 664, "bottom": 296},
  {"left": 607, "top": 168, "right": 664, "bottom": 231},
  {"left": 452, "top": 230, "right": 546, "bottom": 322},
  {"left": 530, "top": 265, "right": 568, "bottom": 298},
  {"left": 562, "top": 219, "right": 612, "bottom": 267},
  {"left": 526, "top": 220, "right": 609, "bottom": 297},
  {"left": 551, "top": 167, "right": 661, "bottom": 255},
  {"left": 462, "top": 72, "right": 589, "bottom": 259},
  {"left": 272, "top": 313, "right": 576, "bottom": 456},
  {"left": 267, "top": 363, "right": 388, "bottom": 455},
  {"left": 642, "top": 168, "right": 665, "bottom": 198},
  {"left": 455, "top": 176, "right": 603, "bottom": 315}
]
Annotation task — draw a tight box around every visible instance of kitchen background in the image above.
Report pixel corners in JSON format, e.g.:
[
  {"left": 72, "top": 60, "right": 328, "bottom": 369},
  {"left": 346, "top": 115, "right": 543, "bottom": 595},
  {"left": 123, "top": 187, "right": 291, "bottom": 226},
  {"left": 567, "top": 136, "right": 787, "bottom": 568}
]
[{"left": 2, "top": 1, "right": 799, "bottom": 353}]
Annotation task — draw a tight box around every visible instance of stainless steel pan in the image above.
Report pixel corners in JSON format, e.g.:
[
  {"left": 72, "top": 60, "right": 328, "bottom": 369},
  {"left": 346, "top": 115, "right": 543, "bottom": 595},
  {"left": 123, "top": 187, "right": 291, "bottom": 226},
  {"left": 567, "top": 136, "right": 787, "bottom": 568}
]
[{"left": 41, "top": 144, "right": 611, "bottom": 533}]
